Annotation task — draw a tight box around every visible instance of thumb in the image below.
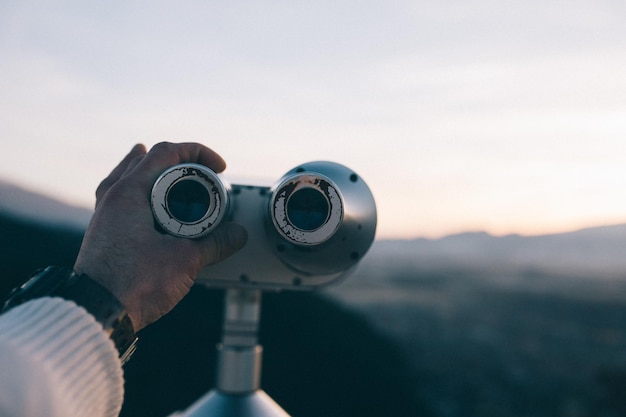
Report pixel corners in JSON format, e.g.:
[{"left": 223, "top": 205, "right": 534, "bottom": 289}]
[{"left": 199, "top": 222, "right": 248, "bottom": 267}]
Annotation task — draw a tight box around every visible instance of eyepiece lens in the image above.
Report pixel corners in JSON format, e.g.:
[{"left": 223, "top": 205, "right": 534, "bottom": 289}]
[
  {"left": 286, "top": 188, "right": 329, "bottom": 231},
  {"left": 167, "top": 180, "right": 211, "bottom": 223}
]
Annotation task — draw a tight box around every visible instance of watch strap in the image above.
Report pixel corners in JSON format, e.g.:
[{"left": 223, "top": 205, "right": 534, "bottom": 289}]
[{"left": 3, "top": 266, "right": 137, "bottom": 365}]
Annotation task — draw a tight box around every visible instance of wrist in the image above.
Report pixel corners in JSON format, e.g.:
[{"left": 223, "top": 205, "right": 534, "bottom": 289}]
[
  {"left": 72, "top": 263, "right": 142, "bottom": 331},
  {"left": 2, "top": 266, "right": 138, "bottom": 365}
]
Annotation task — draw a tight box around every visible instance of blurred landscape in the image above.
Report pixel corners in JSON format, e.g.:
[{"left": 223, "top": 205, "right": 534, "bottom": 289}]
[
  {"left": 328, "top": 229, "right": 626, "bottom": 417},
  {"left": 2, "top": 180, "right": 626, "bottom": 417}
]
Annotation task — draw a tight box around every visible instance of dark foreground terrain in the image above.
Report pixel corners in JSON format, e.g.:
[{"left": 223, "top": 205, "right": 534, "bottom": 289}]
[
  {"left": 1, "top": 193, "right": 626, "bottom": 416},
  {"left": 328, "top": 241, "right": 626, "bottom": 417}
]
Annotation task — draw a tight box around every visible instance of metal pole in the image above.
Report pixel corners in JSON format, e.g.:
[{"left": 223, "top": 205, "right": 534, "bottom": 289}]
[
  {"left": 217, "top": 289, "right": 263, "bottom": 393},
  {"left": 179, "top": 289, "right": 290, "bottom": 417}
]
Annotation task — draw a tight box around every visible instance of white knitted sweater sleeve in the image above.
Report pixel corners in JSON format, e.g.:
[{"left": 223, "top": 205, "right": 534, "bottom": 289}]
[{"left": 0, "top": 297, "right": 125, "bottom": 417}]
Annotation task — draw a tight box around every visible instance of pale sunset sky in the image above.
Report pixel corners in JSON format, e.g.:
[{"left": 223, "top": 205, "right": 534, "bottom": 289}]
[{"left": 1, "top": 1, "right": 625, "bottom": 239}]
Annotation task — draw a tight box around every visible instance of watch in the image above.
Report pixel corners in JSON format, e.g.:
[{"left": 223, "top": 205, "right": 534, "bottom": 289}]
[{"left": 2, "top": 266, "right": 138, "bottom": 365}]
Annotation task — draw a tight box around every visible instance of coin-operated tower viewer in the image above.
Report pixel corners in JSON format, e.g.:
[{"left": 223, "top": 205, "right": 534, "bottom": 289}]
[{"left": 151, "top": 160, "right": 377, "bottom": 417}]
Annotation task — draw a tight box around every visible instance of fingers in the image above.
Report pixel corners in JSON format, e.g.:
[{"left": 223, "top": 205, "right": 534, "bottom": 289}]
[
  {"left": 154, "top": 141, "right": 226, "bottom": 173},
  {"left": 95, "top": 144, "right": 147, "bottom": 206},
  {"left": 197, "top": 222, "right": 248, "bottom": 267},
  {"left": 127, "top": 142, "right": 227, "bottom": 190},
  {"left": 95, "top": 142, "right": 226, "bottom": 208}
]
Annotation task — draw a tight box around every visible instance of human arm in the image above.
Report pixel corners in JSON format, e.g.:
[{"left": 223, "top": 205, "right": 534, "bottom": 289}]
[
  {"left": 0, "top": 142, "right": 247, "bottom": 417},
  {"left": 0, "top": 298, "right": 123, "bottom": 417}
]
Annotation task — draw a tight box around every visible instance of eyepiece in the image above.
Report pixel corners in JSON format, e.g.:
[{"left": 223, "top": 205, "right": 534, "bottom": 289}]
[
  {"left": 287, "top": 187, "right": 330, "bottom": 231},
  {"left": 270, "top": 174, "right": 343, "bottom": 246},
  {"left": 151, "top": 163, "right": 229, "bottom": 238},
  {"left": 166, "top": 178, "right": 212, "bottom": 223},
  {"left": 268, "top": 161, "right": 377, "bottom": 276}
]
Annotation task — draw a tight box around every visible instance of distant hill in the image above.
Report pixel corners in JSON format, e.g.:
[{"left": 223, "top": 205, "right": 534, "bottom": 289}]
[
  {"left": 0, "top": 180, "right": 92, "bottom": 229},
  {"left": 371, "top": 226, "right": 626, "bottom": 280}
]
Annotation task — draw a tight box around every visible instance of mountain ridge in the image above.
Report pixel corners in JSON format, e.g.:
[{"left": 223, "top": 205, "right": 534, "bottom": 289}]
[
  {"left": 370, "top": 223, "right": 626, "bottom": 279},
  {"left": 0, "top": 180, "right": 92, "bottom": 229}
]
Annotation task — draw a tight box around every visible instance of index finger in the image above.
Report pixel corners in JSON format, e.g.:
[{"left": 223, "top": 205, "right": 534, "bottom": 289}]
[{"left": 96, "top": 144, "right": 147, "bottom": 206}]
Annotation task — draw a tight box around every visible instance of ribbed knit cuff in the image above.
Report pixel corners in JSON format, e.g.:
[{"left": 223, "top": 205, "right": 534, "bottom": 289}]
[{"left": 0, "top": 297, "right": 124, "bottom": 417}]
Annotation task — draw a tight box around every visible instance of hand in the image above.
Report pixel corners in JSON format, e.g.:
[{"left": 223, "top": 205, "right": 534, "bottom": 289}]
[{"left": 74, "top": 142, "right": 247, "bottom": 331}]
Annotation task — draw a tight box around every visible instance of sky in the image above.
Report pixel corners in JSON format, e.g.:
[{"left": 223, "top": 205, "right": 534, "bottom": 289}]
[{"left": 1, "top": 1, "right": 625, "bottom": 239}]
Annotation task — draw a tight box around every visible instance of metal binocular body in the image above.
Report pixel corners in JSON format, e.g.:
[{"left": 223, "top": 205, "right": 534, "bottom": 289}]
[{"left": 151, "top": 161, "right": 377, "bottom": 290}]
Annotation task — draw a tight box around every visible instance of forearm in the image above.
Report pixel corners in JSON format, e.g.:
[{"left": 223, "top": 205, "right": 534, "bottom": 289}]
[{"left": 0, "top": 298, "right": 124, "bottom": 417}]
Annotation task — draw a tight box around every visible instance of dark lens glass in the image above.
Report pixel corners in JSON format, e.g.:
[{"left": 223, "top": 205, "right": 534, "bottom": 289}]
[
  {"left": 287, "top": 188, "right": 329, "bottom": 231},
  {"left": 167, "top": 180, "right": 211, "bottom": 223}
]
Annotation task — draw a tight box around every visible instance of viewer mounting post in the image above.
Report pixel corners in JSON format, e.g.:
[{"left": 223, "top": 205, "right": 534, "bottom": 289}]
[{"left": 182, "top": 289, "right": 289, "bottom": 416}]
